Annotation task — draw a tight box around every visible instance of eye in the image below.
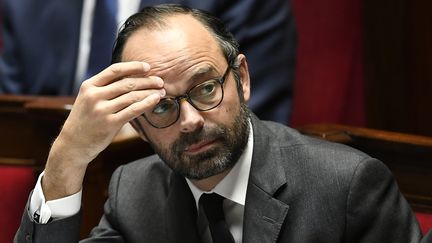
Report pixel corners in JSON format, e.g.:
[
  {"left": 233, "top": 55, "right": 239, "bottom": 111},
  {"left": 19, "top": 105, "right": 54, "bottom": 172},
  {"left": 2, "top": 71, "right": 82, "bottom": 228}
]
[
  {"left": 194, "top": 80, "right": 217, "bottom": 97},
  {"left": 153, "top": 99, "right": 176, "bottom": 115}
]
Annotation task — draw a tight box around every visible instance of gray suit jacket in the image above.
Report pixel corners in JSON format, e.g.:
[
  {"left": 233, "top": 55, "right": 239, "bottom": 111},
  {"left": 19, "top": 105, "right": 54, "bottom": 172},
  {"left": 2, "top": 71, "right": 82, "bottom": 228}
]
[{"left": 15, "top": 116, "right": 425, "bottom": 243}]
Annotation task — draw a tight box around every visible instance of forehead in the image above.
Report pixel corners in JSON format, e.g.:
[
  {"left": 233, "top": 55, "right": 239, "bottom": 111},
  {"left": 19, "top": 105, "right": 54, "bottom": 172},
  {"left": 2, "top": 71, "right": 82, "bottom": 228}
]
[{"left": 121, "top": 14, "right": 226, "bottom": 79}]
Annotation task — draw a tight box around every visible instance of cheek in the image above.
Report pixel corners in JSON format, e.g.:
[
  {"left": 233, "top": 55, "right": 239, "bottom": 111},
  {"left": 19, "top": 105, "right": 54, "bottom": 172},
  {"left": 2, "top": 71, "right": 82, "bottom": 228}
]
[
  {"left": 208, "top": 98, "right": 240, "bottom": 124},
  {"left": 145, "top": 128, "right": 177, "bottom": 150},
  {"left": 222, "top": 90, "right": 242, "bottom": 114},
  {"left": 157, "top": 134, "right": 175, "bottom": 147}
]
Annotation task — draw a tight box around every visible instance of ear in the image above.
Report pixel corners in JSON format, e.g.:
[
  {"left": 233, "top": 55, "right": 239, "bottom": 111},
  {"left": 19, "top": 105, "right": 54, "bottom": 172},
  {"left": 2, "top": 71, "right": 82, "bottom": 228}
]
[
  {"left": 237, "top": 54, "right": 251, "bottom": 103},
  {"left": 129, "top": 119, "right": 149, "bottom": 142}
]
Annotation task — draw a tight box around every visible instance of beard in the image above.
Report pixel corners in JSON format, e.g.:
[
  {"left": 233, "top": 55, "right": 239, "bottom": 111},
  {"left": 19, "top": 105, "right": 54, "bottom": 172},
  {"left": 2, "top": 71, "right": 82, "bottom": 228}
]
[{"left": 149, "top": 103, "right": 250, "bottom": 180}]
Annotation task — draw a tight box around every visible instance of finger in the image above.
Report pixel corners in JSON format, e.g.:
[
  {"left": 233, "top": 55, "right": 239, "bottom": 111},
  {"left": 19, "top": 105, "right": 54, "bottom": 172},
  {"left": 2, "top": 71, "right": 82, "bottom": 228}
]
[
  {"left": 101, "top": 76, "right": 164, "bottom": 100},
  {"left": 104, "top": 88, "right": 166, "bottom": 114},
  {"left": 89, "top": 61, "right": 151, "bottom": 87},
  {"left": 112, "top": 93, "right": 163, "bottom": 124}
]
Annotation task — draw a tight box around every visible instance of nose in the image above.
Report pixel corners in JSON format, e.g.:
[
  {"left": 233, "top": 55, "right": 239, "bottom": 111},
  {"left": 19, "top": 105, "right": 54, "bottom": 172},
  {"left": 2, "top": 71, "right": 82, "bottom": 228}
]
[{"left": 178, "top": 99, "right": 204, "bottom": 133}]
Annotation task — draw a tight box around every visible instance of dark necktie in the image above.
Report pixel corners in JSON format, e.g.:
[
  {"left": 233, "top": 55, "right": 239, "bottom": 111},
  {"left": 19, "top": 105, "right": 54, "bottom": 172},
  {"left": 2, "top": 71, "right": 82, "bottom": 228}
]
[
  {"left": 200, "top": 193, "right": 235, "bottom": 243},
  {"left": 85, "top": 0, "right": 117, "bottom": 80}
]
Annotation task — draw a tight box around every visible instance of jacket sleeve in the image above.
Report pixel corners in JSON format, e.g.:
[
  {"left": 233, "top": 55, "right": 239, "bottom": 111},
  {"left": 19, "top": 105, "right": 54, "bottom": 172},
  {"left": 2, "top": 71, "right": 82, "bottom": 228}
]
[
  {"left": 421, "top": 231, "right": 432, "bottom": 243},
  {"left": 345, "top": 158, "right": 422, "bottom": 243},
  {"left": 80, "top": 166, "right": 125, "bottom": 243},
  {"left": 79, "top": 214, "right": 125, "bottom": 243},
  {"left": 14, "top": 193, "right": 82, "bottom": 243}
]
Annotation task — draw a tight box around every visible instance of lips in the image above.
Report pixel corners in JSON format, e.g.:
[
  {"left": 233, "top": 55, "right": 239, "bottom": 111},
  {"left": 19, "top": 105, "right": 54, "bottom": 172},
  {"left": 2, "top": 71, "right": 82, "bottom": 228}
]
[{"left": 184, "top": 139, "right": 216, "bottom": 154}]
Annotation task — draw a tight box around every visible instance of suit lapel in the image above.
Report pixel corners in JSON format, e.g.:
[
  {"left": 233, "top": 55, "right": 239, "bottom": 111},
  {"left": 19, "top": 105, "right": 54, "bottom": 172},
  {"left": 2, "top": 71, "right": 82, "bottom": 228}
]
[
  {"left": 165, "top": 173, "right": 202, "bottom": 243},
  {"left": 243, "top": 116, "right": 290, "bottom": 243}
]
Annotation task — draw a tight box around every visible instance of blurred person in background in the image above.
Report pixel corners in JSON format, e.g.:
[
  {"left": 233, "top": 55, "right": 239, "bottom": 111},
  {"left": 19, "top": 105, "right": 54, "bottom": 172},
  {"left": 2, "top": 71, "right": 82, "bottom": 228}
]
[{"left": 0, "top": 0, "right": 296, "bottom": 124}]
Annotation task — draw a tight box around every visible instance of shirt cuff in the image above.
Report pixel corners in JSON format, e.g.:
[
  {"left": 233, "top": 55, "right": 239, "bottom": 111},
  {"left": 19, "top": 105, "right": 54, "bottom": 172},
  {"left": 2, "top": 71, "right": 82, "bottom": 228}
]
[{"left": 30, "top": 171, "right": 82, "bottom": 224}]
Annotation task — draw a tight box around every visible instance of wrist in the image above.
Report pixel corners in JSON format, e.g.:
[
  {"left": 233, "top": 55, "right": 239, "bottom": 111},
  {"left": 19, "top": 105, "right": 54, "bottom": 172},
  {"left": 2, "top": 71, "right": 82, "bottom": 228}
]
[
  {"left": 43, "top": 139, "right": 89, "bottom": 200},
  {"left": 42, "top": 164, "right": 86, "bottom": 201},
  {"left": 54, "top": 129, "right": 100, "bottom": 163}
]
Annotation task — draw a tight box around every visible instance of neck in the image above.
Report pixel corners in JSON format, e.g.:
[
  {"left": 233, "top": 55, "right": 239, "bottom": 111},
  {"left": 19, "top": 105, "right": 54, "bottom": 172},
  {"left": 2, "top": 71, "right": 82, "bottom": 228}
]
[{"left": 190, "top": 169, "right": 231, "bottom": 191}]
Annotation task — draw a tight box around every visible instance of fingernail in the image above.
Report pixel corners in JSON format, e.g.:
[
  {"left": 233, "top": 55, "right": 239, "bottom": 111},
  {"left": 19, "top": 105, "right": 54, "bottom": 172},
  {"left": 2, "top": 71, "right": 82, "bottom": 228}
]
[
  {"left": 153, "top": 76, "right": 164, "bottom": 87},
  {"left": 149, "top": 93, "right": 161, "bottom": 101},
  {"left": 159, "top": 89, "right": 166, "bottom": 97},
  {"left": 142, "top": 62, "right": 150, "bottom": 72}
]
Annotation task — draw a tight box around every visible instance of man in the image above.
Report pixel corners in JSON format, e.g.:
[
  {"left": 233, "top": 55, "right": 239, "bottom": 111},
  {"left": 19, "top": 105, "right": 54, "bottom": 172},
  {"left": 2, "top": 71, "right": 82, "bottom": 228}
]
[
  {"left": 0, "top": 0, "right": 295, "bottom": 123},
  {"left": 14, "top": 4, "right": 428, "bottom": 243}
]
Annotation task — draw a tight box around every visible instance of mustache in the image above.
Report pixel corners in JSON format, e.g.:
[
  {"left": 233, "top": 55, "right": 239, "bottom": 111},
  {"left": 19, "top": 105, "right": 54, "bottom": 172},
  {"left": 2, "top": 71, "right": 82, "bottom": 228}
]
[{"left": 173, "top": 126, "right": 226, "bottom": 152}]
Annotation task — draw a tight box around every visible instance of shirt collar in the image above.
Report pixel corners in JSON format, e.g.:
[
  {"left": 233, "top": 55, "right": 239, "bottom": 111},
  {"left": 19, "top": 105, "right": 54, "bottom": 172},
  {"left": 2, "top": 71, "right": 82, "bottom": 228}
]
[{"left": 186, "top": 120, "right": 253, "bottom": 209}]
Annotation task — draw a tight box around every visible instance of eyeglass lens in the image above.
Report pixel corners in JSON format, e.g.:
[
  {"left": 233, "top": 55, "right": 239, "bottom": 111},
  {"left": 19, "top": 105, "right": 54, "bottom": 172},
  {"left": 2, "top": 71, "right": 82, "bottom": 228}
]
[
  {"left": 143, "top": 67, "right": 230, "bottom": 128},
  {"left": 143, "top": 79, "right": 223, "bottom": 128}
]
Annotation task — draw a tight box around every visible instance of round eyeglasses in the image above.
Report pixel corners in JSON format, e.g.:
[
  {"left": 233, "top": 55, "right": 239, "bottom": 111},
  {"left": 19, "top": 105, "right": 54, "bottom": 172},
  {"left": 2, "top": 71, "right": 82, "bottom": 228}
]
[{"left": 142, "top": 67, "right": 231, "bottom": 128}]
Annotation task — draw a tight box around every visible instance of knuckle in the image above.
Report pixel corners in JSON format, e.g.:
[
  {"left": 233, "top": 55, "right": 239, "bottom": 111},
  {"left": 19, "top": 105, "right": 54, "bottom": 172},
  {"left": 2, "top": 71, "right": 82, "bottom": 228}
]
[
  {"left": 149, "top": 76, "right": 163, "bottom": 86},
  {"left": 127, "top": 81, "right": 137, "bottom": 91},
  {"left": 130, "top": 96, "right": 141, "bottom": 105},
  {"left": 80, "top": 89, "right": 101, "bottom": 108},
  {"left": 79, "top": 80, "right": 92, "bottom": 92},
  {"left": 109, "top": 63, "right": 123, "bottom": 75},
  {"left": 105, "top": 115, "right": 119, "bottom": 126},
  {"left": 130, "top": 105, "right": 142, "bottom": 115},
  {"left": 93, "top": 103, "right": 106, "bottom": 115},
  {"left": 123, "top": 78, "right": 137, "bottom": 92},
  {"left": 85, "top": 89, "right": 99, "bottom": 101}
]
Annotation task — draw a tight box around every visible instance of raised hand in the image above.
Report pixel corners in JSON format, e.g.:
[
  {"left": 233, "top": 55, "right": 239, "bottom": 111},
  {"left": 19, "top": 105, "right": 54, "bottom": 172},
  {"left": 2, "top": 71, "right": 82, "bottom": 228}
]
[{"left": 42, "top": 62, "right": 164, "bottom": 200}]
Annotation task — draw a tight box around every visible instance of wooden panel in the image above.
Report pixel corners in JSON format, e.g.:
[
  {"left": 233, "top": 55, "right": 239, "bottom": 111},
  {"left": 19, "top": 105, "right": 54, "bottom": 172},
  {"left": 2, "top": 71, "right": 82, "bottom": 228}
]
[
  {"left": 0, "top": 95, "right": 37, "bottom": 166},
  {"left": 364, "top": 0, "right": 432, "bottom": 136},
  {"left": 24, "top": 97, "right": 75, "bottom": 171}
]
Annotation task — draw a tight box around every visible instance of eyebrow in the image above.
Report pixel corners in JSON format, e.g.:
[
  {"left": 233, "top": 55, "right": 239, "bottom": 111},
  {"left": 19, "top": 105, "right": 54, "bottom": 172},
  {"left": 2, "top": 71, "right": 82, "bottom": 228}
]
[
  {"left": 164, "top": 66, "right": 221, "bottom": 98},
  {"left": 187, "top": 66, "right": 219, "bottom": 85}
]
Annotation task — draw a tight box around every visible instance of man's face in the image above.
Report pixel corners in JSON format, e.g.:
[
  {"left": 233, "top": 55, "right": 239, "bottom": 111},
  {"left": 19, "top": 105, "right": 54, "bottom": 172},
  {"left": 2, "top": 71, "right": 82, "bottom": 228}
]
[{"left": 122, "top": 15, "right": 251, "bottom": 180}]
